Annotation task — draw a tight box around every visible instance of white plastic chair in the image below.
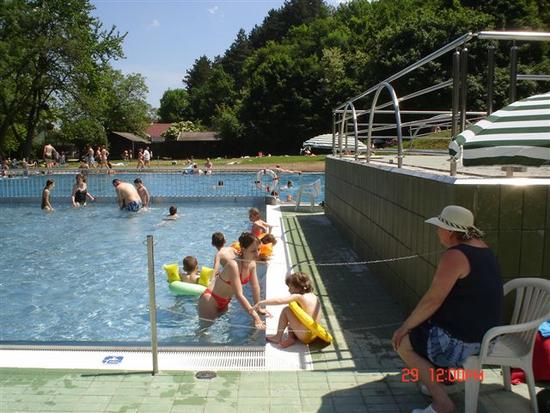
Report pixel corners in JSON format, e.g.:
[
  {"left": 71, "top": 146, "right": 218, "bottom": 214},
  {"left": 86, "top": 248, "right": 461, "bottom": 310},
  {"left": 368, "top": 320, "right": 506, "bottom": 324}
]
[
  {"left": 295, "top": 179, "right": 321, "bottom": 211},
  {"left": 463, "top": 277, "right": 550, "bottom": 413}
]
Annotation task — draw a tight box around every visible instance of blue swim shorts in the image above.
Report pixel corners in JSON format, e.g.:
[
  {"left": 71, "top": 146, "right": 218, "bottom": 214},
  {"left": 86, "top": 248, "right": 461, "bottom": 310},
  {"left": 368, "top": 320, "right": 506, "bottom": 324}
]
[
  {"left": 125, "top": 200, "right": 142, "bottom": 212},
  {"left": 409, "top": 321, "right": 480, "bottom": 368}
]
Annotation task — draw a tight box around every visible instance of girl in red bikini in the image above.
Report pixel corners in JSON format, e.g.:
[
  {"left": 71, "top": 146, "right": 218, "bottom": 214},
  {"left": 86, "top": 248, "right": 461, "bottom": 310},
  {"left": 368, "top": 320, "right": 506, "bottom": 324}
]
[{"left": 198, "top": 232, "right": 266, "bottom": 330}]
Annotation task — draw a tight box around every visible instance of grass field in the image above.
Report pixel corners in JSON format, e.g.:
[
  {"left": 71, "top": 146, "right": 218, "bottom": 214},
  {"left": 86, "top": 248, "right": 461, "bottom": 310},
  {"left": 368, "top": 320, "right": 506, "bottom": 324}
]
[{"left": 65, "top": 155, "right": 328, "bottom": 172}]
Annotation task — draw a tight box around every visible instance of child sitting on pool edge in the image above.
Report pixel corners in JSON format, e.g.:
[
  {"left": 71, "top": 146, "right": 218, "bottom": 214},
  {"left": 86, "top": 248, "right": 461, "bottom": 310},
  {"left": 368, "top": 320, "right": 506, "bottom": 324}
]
[
  {"left": 253, "top": 271, "right": 320, "bottom": 348},
  {"left": 248, "top": 207, "right": 272, "bottom": 237},
  {"left": 180, "top": 256, "right": 200, "bottom": 284}
]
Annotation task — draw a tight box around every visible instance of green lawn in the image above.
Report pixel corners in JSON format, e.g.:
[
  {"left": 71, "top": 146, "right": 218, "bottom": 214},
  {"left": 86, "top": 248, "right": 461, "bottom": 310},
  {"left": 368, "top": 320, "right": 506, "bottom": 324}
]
[{"left": 65, "top": 155, "right": 326, "bottom": 169}]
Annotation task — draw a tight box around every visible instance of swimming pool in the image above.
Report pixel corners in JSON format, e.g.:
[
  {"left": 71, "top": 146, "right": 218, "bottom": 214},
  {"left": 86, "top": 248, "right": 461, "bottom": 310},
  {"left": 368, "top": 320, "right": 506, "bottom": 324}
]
[
  {"left": 0, "top": 201, "right": 268, "bottom": 347},
  {"left": 0, "top": 171, "right": 325, "bottom": 201}
]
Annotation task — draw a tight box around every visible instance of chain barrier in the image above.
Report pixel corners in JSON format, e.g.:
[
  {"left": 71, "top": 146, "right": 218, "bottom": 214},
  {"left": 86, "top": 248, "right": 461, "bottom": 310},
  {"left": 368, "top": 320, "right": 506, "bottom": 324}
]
[{"left": 230, "top": 249, "right": 444, "bottom": 269}]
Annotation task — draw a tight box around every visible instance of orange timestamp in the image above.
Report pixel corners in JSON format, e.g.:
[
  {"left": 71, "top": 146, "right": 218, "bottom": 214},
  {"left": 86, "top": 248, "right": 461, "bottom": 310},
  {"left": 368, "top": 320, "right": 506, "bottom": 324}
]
[{"left": 401, "top": 368, "right": 484, "bottom": 383}]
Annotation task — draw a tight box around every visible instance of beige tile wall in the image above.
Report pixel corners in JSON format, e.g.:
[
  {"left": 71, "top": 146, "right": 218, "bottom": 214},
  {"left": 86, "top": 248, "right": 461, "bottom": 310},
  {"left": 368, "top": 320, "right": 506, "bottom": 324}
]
[{"left": 325, "top": 157, "right": 550, "bottom": 313}]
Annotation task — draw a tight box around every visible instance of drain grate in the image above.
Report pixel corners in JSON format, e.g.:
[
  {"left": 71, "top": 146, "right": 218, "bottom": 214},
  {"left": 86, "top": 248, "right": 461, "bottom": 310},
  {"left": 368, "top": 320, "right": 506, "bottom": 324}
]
[{"left": 162, "top": 349, "right": 266, "bottom": 371}]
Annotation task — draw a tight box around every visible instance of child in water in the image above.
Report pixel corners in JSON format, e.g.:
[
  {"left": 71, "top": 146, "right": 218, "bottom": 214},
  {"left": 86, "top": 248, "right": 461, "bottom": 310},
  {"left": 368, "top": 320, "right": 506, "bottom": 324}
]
[
  {"left": 164, "top": 206, "right": 178, "bottom": 220},
  {"left": 180, "top": 256, "right": 200, "bottom": 283},
  {"left": 211, "top": 232, "right": 229, "bottom": 277},
  {"left": 41, "top": 179, "right": 55, "bottom": 211},
  {"left": 254, "top": 272, "right": 320, "bottom": 348}
]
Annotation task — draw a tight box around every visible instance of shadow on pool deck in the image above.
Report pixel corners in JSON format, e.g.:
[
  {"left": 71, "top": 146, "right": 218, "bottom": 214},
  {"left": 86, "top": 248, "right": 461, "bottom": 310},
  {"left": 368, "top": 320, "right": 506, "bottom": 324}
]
[{"left": 282, "top": 206, "right": 406, "bottom": 373}]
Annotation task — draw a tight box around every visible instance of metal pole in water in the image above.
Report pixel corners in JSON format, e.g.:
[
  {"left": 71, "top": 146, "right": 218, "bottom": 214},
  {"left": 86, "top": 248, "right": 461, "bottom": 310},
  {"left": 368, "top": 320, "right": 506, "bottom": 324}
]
[{"left": 147, "top": 235, "right": 159, "bottom": 375}]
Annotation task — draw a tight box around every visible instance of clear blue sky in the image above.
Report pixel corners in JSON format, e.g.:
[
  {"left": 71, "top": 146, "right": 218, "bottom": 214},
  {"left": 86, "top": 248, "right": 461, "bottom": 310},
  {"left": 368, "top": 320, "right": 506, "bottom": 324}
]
[{"left": 91, "top": 0, "right": 346, "bottom": 108}]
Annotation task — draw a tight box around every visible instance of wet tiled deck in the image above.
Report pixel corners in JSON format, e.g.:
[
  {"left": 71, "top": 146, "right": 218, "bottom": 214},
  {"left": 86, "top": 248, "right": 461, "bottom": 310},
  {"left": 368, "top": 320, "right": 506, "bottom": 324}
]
[{"left": 0, "top": 208, "right": 543, "bottom": 412}]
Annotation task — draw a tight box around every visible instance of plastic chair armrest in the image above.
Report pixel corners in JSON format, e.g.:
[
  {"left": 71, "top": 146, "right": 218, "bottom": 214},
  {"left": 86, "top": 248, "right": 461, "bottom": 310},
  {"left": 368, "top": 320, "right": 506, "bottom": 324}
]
[{"left": 478, "top": 318, "right": 545, "bottom": 359}]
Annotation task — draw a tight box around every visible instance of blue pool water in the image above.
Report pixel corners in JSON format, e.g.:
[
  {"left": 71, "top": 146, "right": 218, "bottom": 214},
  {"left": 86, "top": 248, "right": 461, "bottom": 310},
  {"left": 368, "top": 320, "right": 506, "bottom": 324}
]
[
  {"left": 0, "top": 171, "right": 325, "bottom": 202},
  {"left": 0, "top": 201, "right": 268, "bottom": 346}
]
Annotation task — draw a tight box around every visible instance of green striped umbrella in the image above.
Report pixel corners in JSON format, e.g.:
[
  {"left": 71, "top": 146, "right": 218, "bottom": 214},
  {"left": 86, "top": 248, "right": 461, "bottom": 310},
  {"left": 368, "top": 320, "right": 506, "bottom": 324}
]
[{"left": 449, "top": 92, "right": 550, "bottom": 166}]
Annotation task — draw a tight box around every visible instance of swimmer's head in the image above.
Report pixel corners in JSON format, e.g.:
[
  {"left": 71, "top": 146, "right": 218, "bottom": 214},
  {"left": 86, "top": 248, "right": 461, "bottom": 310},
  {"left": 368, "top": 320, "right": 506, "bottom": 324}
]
[
  {"left": 183, "top": 256, "right": 198, "bottom": 273},
  {"left": 133, "top": 178, "right": 143, "bottom": 186},
  {"left": 169, "top": 206, "right": 177, "bottom": 216},
  {"left": 112, "top": 179, "right": 121, "bottom": 187},
  {"left": 211, "top": 232, "right": 226, "bottom": 249},
  {"left": 45, "top": 179, "right": 55, "bottom": 189},
  {"left": 285, "top": 272, "right": 313, "bottom": 294}
]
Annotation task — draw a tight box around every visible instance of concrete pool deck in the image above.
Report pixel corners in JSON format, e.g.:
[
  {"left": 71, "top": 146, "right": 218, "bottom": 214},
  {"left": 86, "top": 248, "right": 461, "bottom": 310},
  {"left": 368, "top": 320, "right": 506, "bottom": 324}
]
[{"left": 0, "top": 207, "right": 544, "bottom": 412}]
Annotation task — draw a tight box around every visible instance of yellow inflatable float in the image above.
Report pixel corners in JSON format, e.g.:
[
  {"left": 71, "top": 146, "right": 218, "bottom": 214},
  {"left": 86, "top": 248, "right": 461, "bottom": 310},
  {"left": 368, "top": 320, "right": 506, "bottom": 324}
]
[
  {"left": 163, "top": 263, "right": 214, "bottom": 296},
  {"left": 289, "top": 301, "right": 332, "bottom": 344}
]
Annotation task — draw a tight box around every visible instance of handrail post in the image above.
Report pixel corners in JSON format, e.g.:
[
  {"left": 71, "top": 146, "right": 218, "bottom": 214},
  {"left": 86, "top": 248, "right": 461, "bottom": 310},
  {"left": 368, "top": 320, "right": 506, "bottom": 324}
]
[
  {"left": 332, "top": 112, "right": 336, "bottom": 156},
  {"left": 450, "top": 49, "right": 461, "bottom": 176},
  {"left": 147, "top": 235, "right": 159, "bottom": 375},
  {"left": 509, "top": 42, "right": 518, "bottom": 103},
  {"left": 451, "top": 49, "right": 460, "bottom": 137},
  {"left": 486, "top": 45, "right": 495, "bottom": 115},
  {"left": 348, "top": 102, "right": 359, "bottom": 161},
  {"left": 459, "top": 47, "right": 468, "bottom": 132}
]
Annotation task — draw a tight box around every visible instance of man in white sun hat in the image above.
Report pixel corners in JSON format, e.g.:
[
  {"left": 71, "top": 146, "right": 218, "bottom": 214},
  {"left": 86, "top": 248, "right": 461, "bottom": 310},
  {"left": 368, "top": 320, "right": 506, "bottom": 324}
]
[{"left": 392, "top": 205, "right": 503, "bottom": 413}]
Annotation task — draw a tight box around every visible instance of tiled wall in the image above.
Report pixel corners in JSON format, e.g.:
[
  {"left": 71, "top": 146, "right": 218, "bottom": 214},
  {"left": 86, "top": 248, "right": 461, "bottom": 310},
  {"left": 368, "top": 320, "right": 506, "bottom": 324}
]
[{"left": 325, "top": 157, "right": 550, "bottom": 313}]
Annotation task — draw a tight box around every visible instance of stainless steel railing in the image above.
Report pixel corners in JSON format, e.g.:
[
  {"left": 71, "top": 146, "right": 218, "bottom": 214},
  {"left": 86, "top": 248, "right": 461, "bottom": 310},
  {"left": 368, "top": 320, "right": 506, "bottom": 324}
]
[{"left": 331, "top": 30, "right": 550, "bottom": 175}]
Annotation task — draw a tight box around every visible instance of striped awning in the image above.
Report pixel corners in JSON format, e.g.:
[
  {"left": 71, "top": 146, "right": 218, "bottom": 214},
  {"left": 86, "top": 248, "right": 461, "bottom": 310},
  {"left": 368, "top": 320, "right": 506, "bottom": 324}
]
[
  {"left": 303, "top": 133, "right": 368, "bottom": 151},
  {"left": 449, "top": 92, "right": 550, "bottom": 167}
]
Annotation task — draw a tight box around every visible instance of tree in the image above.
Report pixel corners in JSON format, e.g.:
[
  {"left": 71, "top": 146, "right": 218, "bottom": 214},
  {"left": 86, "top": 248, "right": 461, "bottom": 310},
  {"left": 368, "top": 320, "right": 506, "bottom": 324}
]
[
  {"left": 188, "top": 64, "right": 237, "bottom": 125},
  {"left": 58, "top": 67, "right": 152, "bottom": 150},
  {"left": 0, "top": 0, "right": 125, "bottom": 157},
  {"left": 249, "top": 0, "right": 330, "bottom": 49},
  {"left": 161, "top": 121, "right": 205, "bottom": 141},
  {"left": 158, "top": 89, "right": 191, "bottom": 122},
  {"left": 183, "top": 55, "right": 212, "bottom": 90},
  {"left": 240, "top": 43, "right": 325, "bottom": 153},
  {"left": 219, "top": 29, "right": 253, "bottom": 90}
]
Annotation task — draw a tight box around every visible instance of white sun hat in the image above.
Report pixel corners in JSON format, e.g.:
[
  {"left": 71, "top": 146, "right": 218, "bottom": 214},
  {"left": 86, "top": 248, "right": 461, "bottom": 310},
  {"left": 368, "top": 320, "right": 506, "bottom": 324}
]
[{"left": 425, "top": 205, "right": 481, "bottom": 233}]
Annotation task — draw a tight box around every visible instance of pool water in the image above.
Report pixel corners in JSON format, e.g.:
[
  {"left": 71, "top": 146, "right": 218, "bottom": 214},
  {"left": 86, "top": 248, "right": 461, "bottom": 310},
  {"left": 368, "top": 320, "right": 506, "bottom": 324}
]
[{"left": 0, "top": 201, "right": 267, "bottom": 346}]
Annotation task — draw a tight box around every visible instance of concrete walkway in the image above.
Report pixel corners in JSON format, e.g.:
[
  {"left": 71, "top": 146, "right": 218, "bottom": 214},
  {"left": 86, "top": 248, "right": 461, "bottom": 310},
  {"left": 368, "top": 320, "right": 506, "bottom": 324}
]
[{"left": 0, "top": 208, "right": 542, "bottom": 412}]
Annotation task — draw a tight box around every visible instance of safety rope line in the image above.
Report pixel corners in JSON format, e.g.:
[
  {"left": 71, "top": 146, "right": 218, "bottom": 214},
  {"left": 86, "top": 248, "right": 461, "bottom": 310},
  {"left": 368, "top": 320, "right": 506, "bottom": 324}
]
[
  {"left": 229, "top": 248, "right": 444, "bottom": 268},
  {"left": 289, "top": 249, "right": 444, "bottom": 269}
]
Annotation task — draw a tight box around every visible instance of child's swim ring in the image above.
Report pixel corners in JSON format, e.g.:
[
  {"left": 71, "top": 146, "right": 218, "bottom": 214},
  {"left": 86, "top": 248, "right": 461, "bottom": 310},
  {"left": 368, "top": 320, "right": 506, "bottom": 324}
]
[
  {"left": 255, "top": 169, "right": 278, "bottom": 193},
  {"left": 289, "top": 301, "right": 332, "bottom": 344},
  {"left": 163, "top": 263, "right": 207, "bottom": 296}
]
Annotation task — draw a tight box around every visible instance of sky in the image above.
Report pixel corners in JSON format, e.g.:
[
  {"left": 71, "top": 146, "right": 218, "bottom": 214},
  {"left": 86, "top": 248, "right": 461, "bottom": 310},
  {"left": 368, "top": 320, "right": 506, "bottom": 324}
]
[{"left": 91, "top": 0, "right": 348, "bottom": 109}]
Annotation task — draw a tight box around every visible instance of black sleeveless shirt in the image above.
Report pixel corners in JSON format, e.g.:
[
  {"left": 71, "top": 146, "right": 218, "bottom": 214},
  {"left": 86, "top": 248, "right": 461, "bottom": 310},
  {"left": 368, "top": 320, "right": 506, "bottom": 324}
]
[{"left": 432, "top": 244, "right": 503, "bottom": 342}]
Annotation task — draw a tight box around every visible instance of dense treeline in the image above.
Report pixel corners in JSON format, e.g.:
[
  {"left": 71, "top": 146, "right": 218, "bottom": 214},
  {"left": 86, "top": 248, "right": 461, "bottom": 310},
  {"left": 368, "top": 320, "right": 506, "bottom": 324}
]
[
  {"left": 0, "top": 0, "right": 153, "bottom": 158},
  {"left": 159, "top": 0, "right": 549, "bottom": 155},
  {"left": 1, "top": 0, "right": 548, "bottom": 158}
]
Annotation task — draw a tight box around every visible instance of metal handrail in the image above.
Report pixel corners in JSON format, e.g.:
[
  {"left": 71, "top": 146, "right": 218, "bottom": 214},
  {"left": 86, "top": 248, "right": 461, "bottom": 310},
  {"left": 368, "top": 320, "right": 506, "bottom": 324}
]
[
  {"left": 334, "top": 32, "right": 473, "bottom": 110},
  {"left": 517, "top": 74, "right": 550, "bottom": 81},
  {"left": 332, "top": 30, "right": 550, "bottom": 174},
  {"left": 477, "top": 31, "right": 550, "bottom": 41},
  {"left": 367, "top": 82, "right": 403, "bottom": 166},
  {"left": 372, "top": 80, "right": 453, "bottom": 111}
]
